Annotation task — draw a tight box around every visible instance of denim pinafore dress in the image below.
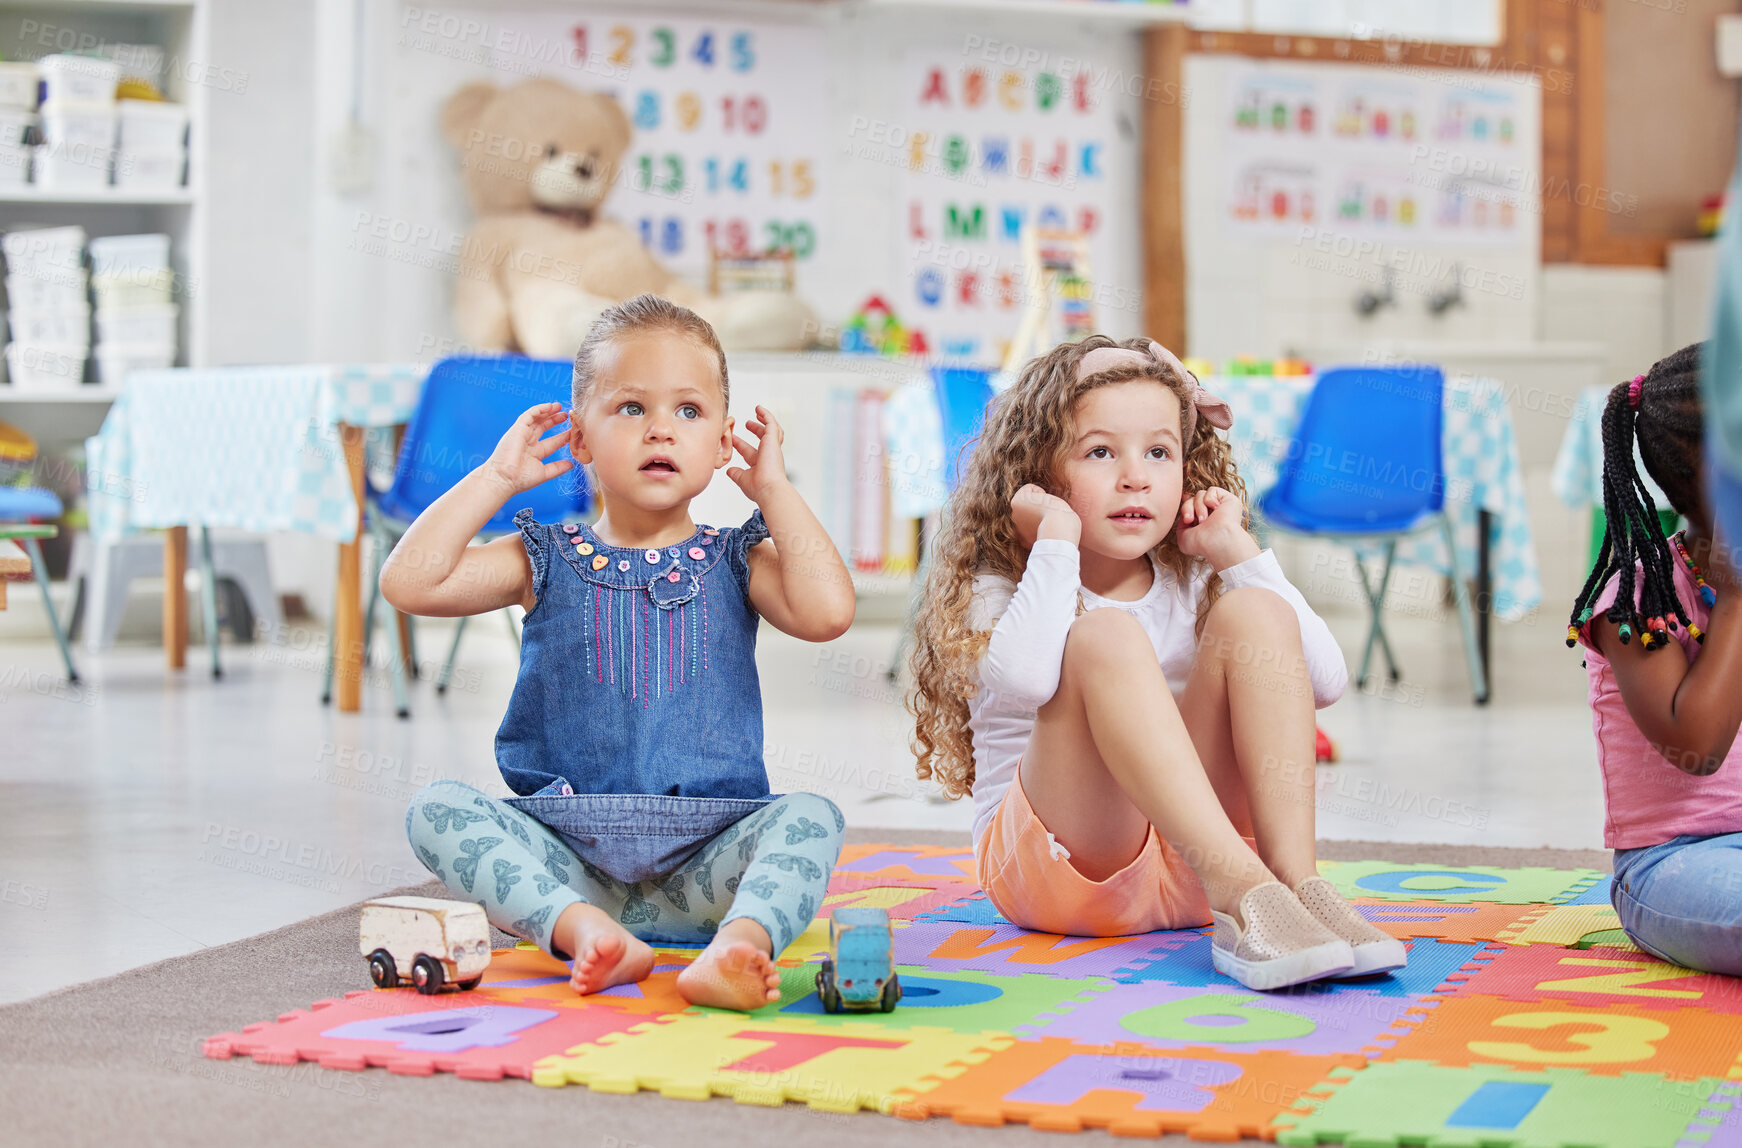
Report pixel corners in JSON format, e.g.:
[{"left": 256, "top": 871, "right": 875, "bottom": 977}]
[{"left": 496, "top": 507, "right": 776, "bottom": 885}]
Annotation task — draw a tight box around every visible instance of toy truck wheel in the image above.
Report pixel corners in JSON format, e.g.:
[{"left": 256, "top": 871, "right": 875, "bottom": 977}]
[
  {"left": 815, "top": 959, "right": 843, "bottom": 1014},
  {"left": 879, "top": 973, "right": 901, "bottom": 1012},
  {"left": 411, "top": 954, "right": 445, "bottom": 995},
  {"left": 368, "top": 949, "right": 399, "bottom": 989},
  {"left": 457, "top": 976, "right": 483, "bottom": 991}
]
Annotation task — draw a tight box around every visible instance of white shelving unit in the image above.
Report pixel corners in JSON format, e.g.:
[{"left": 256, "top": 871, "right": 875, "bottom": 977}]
[{"left": 0, "top": 0, "right": 206, "bottom": 450}]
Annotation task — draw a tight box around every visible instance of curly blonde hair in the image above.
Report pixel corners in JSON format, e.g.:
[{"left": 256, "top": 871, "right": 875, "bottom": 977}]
[{"left": 906, "top": 335, "right": 1253, "bottom": 800}]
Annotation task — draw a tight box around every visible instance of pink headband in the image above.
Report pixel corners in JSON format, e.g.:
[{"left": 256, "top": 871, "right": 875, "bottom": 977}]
[{"left": 1075, "top": 339, "right": 1233, "bottom": 446}]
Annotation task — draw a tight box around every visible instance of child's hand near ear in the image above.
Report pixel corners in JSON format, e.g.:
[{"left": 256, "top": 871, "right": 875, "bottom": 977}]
[
  {"left": 1176, "top": 487, "right": 1259, "bottom": 572},
  {"left": 484, "top": 402, "right": 575, "bottom": 495},
  {"left": 727, "top": 405, "right": 790, "bottom": 503},
  {"left": 1012, "top": 483, "right": 1081, "bottom": 548}
]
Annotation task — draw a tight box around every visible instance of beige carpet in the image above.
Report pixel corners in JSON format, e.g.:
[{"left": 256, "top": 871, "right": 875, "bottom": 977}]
[{"left": 0, "top": 831, "right": 1609, "bottom": 1148}]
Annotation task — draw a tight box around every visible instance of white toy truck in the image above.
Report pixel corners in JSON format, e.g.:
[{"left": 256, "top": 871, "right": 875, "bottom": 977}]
[{"left": 359, "top": 896, "right": 491, "bottom": 994}]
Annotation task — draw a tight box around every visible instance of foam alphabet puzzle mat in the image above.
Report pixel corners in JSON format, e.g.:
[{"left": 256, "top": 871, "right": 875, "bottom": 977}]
[{"left": 205, "top": 847, "right": 1742, "bottom": 1146}]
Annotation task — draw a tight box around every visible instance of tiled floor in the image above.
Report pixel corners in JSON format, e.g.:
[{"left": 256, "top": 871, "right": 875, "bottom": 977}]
[{"left": 1, "top": 596, "right": 1604, "bottom": 1004}]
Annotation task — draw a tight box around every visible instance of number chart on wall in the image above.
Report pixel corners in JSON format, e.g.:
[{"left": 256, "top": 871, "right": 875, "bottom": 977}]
[
  {"left": 492, "top": 13, "right": 827, "bottom": 283},
  {"left": 899, "top": 48, "right": 1126, "bottom": 366},
  {"left": 1223, "top": 60, "right": 1536, "bottom": 245}
]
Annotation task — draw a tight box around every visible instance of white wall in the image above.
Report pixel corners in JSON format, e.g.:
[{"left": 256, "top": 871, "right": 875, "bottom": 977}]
[
  {"left": 1183, "top": 54, "right": 1543, "bottom": 363},
  {"left": 256, "top": 0, "right": 1152, "bottom": 615}
]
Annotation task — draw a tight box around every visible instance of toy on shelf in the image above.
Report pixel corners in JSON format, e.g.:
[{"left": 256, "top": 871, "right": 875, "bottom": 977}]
[
  {"left": 359, "top": 896, "right": 491, "bottom": 995},
  {"left": 1002, "top": 228, "right": 1096, "bottom": 376},
  {"left": 0, "top": 421, "right": 35, "bottom": 487},
  {"left": 815, "top": 906, "right": 900, "bottom": 1013},
  {"left": 709, "top": 245, "right": 796, "bottom": 297},
  {"left": 840, "top": 294, "right": 927, "bottom": 357}
]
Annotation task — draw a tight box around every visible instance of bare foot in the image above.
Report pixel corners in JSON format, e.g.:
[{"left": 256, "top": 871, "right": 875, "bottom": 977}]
[
  {"left": 555, "top": 903, "right": 654, "bottom": 994},
  {"left": 676, "top": 919, "right": 782, "bottom": 1011}
]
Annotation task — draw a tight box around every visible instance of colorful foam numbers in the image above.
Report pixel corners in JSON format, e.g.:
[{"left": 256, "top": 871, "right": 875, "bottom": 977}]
[{"left": 203, "top": 852, "right": 1731, "bottom": 1148}]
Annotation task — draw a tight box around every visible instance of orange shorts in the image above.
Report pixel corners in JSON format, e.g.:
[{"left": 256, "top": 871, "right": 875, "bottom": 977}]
[{"left": 975, "top": 765, "right": 1230, "bottom": 937}]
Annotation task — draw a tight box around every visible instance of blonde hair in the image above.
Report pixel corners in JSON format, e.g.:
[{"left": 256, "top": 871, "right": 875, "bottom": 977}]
[
  {"left": 572, "top": 293, "right": 729, "bottom": 412},
  {"left": 906, "top": 335, "right": 1253, "bottom": 800}
]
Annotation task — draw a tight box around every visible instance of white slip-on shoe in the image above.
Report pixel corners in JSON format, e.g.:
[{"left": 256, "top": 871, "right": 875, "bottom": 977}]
[
  {"left": 1293, "top": 875, "right": 1409, "bottom": 977},
  {"left": 1210, "top": 881, "right": 1356, "bottom": 991}
]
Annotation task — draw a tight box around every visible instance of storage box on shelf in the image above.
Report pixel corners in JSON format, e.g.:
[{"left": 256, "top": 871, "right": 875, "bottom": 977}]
[
  {"left": 0, "top": 109, "right": 34, "bottom": 189},
  {"left": 2, "top": 225, "right": 90, "bottom": 391},
  {"left": 36, "top": 55, "right": 119, "bottom": 106},
  {"left": 114, "top": 100, "right": 187, "bottom": 193},
  {"left": 0, "top": 63, "right": 38, "bottom": 113},
  {"left": 88, "top": 232, "right": 174, "bottom": 386}
]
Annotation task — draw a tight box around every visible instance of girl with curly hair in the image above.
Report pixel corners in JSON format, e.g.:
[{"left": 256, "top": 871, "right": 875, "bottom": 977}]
[{"left": 908, "top": 335, "right": 1402, "bottom": 990}]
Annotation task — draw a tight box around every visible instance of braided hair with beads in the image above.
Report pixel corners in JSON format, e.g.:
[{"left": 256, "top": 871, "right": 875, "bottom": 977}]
[{"left": 1568, "top": 343, "right": 1709, "bottom": 652}]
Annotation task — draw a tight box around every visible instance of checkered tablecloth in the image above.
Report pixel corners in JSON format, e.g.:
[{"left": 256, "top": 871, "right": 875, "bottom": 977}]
[
  {"left": 1215, "top": 372, "right": 1542, "bottom": 622},
  {"left": 1551, "top": 383, "right": 1672, "bottom": 512},
  {"left": 86, "top": 364, "right": 427, "bottom": 544}
]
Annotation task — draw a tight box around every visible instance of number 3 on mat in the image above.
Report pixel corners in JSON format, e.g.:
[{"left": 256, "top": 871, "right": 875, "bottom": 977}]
[{"left": 1468, "top": 1012, "right": 1669, "bottom": 1065}]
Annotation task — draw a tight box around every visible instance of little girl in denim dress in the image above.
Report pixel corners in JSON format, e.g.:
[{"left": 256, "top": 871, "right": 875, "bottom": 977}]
[{"left": 384, "top": 295, "right": 856, "bottom": 1010}]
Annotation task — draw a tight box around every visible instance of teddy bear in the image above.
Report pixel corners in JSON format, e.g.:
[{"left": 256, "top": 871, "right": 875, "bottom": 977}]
[{"left": 440, "top": 77, "right": 815, "bottom": 358}]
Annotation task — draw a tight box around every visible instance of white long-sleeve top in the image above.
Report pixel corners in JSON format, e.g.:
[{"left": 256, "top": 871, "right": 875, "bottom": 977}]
[{"left": 966, "top": 539, "right": 1349, "bottom": 846}]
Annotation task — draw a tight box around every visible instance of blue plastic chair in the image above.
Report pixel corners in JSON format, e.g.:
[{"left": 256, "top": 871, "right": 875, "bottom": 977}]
[
  {"left": 1256, "top": 365, "right": 1488, "bottom": 704},
  {"left": 0, "top": 486, "right": 76, "bottom": 681},
  {"left": 934, "top": 367, "right": 996, "bottom": 492},
  {"left": 322, "top": 355, "right": 589, "bottom": 716},
  {"left": 890, "top": 366, "right": 997, "bottom": 678}
]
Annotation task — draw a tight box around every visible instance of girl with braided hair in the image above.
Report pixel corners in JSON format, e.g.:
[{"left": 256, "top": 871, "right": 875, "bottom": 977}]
[
  {"left": 1568, "top": 342, "right": 1742, "bottom": 975},
  {"left": 908, "top": 335, "right": 1405, "bottom": 991}
]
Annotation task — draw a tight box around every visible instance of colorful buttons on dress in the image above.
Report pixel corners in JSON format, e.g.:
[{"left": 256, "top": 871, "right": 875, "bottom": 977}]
[
  {"left": 668, "top": 547, "right": 681, "bottom": 558},
  {"left": 666, "top": 570, "right": 682, "bottom": 583},
  {"left": 562, "top": 524, "right": 579, "bottom": 534},
  {"left": 700, "top": 535, "right": 714, "bottom": 546},
  {"left": 703, "top": 528, "right": 720, "bottom": 536},
  {"left": 576, "top": 542, "right": 594, "bottom": 556},
  {"left": 689, "top": 546, "right": 706, "bottom": 560},
  {"left": 644, "top": 549, "right": 660, "bottom": 564},
  {"left": 591, "top": 555, "right": 608, "bottom": 571},
  {"left": 617, "top": 559, "right": 631, "bottom": 572}
]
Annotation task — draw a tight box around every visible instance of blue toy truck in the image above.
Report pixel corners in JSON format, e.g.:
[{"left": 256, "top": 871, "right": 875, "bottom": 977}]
[{"left": 815, "top": 907, "right": 900, "bottom": 1013}]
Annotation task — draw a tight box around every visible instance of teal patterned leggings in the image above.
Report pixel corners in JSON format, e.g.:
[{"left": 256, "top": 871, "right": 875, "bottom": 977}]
[{"left": 404, "top": 780, "right": 844, "bottom": 960}]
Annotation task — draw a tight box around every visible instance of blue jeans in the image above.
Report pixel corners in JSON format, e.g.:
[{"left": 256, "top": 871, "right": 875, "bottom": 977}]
[{"left": 1611, "top": 832, "right": 1742, "bottom": 975}]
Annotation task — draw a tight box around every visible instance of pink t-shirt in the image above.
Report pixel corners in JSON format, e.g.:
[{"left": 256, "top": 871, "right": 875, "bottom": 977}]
[{"left": 1578, "top": 550, "right": 1742, "bottom": 849}]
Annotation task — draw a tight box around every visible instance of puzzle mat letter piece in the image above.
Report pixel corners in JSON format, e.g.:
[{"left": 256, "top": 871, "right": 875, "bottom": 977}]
[
  {"left": 1272, "top": 1061, "right": 1723, "bottom": 1148},
  {"left": 895, "top": 919, "right": 1190, "bottom": 979},
  {"left": 1021, "top": 979, "right": 1423, "bottom": 1059},
  {"left": 821, "top": 878, "right": 983, "bottom": 923},
  {"left": 899, "top": 1035, "right": 1364, "bottom": 1140},
  {"left": 481, "top": 944, "right": 699, "bottom": 1017},
  {"left": 1430, "top": 944, "right": 1742, "bottom": 1015},
  {"left": 910, "top": 892, "right": 1009, "bottom": 927},
  {"left": 532, "top": 1010, "right": 1013, "bottom": 1112},
  {"left": 1353, "top": 898, "right": 1540, "bottom": 944},
  {"left": 1319, "top": 862, "right": 1604, "bottom": 905},
  {"left": 835, "top": 845, "right": 976, "bottom": 883},
  {"left": 1116, "top": 934, "right": 1489, "bottom": 999},
  {"left": 1678, "top": 1080, "right": 1742, "bottom": 1148},
  {"left": 731, "top": 959, "right": 1110, "bottom": 1037},
  {"left": 1496, "top": 903, "right": 1639, "bottom": 950},
  {"left": 1319, "top": 863, "right": 1605, "bottom": 905},
  {"left": 1374, "top": 992, "right": 1742, "bottom": 1080},
  {"left": 203, "top": 987, "right": 646, "bottom": 1081}
]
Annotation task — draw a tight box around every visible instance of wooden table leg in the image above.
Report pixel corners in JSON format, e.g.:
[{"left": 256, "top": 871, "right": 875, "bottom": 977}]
[
  {"left": 164, "top": 526, "right": 187, "bottom": 670},
  {"left": 334, "top": 422, "right": 367, "bottom": 712},
  {"left": 395, "top": 610, "right": 416, "bottom": 678}
]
